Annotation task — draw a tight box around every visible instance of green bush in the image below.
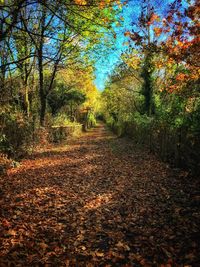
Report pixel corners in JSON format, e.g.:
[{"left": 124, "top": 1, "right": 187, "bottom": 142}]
[
  {"left": 49, "top": 113, "right": 82, "bottom": 143},
  {"left": 86, "top": 112, "right": 97, "bottom": 128},
  {"left": 51, "top": 113, "right": 76, "bottom": 127}
]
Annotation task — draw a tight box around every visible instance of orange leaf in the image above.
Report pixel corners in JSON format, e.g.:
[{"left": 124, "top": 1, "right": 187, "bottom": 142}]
[
  {"left": 39, "top": 242, "right": 48, "bottom": 250},
  {"left": 150, "top": 13, "right": 160, "bottom": 23},
  {"left": 74, "top": 0, "right": 87, "bottom": 5},
  {"left": 124, "top": 31, "right": 131, "bottom": 37},
  {"left": 7, "top": 229, "right": 16, "bottom": 236},
  {"left": 96, "top": 251, "right": 104, "bottom": 257},
  {"left": 176, "top": 73, "right": 186, "bottom": 81},
  {"left": 154, "top": 27, "right": 162, "bottom": 37}
]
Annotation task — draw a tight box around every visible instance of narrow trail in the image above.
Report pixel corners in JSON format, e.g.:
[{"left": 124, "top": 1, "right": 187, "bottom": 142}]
[{"left": 0, "top": 124, "right": 199, "bottom": 266}]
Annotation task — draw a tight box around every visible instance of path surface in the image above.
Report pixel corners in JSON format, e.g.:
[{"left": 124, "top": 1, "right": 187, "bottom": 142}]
[{"left": 0, "top": 124, "right": 199, "bottom": 266}]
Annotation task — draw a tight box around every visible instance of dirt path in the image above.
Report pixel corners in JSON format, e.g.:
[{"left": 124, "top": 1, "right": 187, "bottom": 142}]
[{"left": 0, "top": 124, "right": 199, "bottom": 266}]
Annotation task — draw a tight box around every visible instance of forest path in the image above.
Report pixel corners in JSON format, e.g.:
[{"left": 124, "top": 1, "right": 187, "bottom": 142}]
[{"left": 0, "top": 123, "right": 199, "bottom": 266}]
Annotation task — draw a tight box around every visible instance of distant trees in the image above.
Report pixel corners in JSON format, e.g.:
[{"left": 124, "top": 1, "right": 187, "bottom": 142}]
[{"left": 47, "top": 84, "right": 86, "bottom": 117}]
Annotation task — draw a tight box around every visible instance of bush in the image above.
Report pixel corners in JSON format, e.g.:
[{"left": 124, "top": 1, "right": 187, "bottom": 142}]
[
  {"left": 86, "top": 112, "right": 97, "bottom": 128},
  {"left": 0, "top": 109, "right": 33, "bottom": 158},
  {"left": 50, "top": 113, "right": 77, "bottom": 127},
  {"left": 49, "top": 113, "right": 82, "bottom": 143}
]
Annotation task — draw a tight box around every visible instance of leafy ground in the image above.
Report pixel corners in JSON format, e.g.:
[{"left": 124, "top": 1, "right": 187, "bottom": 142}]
[{"left": 0, "top": 124, "right": 199, "bottom": 267}]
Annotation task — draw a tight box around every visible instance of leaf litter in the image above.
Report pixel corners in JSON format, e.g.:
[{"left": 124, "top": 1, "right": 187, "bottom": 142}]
[{"left": 0, "top": 124, "right": 199, "bottom": 266}]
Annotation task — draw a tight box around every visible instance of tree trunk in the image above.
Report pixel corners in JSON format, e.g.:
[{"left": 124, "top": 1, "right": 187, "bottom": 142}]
[
  {"left": 40, "top": 93, "right": 46, "bottom": 126},
  {"left": 38, "top": 40, "right": 46, "bottom": 126},
  {"left": 141, "top": 53, "right": 154, "bottom": 116},
  {"left": 38, "top": 52, "right": 46, "bottom": 126},
  {"left": 38, "top": 3, "right": 46, "bottom": 126},
  {"left": 24, "top": 76, "right": 30, "bottom": 117}
]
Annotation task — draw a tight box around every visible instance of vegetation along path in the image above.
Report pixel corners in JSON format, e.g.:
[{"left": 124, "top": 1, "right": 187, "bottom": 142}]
[{"left": 0, "top": 124, "right": 199, "bottom": 266}]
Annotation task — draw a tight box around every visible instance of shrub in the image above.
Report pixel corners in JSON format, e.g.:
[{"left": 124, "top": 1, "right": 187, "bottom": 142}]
[
  {"left": 49, "top": 113, "right": 82, "bottom": 143},
  {"left": 51, "top": 113, "right": 76, "bottom": 127},
  {"left": 0, "top": 109, "right": 33, "bottom": 158},
  {"left": 86, "top": 112, "right": 97, "bottom": 128}
]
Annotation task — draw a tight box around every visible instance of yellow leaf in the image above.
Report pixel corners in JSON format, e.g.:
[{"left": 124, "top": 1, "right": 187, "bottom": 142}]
[
  {"left": 95, "top": 251, "right": 104, "bottom": 257},
  {"left": 7, "top": 229, "right": 16, "bottom": 236},
  {"left": 74, "top": 0, "right": 87, "bottom": 5},
  {"left": 123, "top": 42, "right": 129, "bottom": 46}
]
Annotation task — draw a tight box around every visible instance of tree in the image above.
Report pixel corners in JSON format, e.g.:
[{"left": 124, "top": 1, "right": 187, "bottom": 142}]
[
  {"left": 0, "top": 0, "right": 119, "bottom": 125},
  {"left": 123, "top": 0, "right": 167, "bottom": 115},
  {"left": 47, "top": 83, "right": 86, "bottom": 117}
]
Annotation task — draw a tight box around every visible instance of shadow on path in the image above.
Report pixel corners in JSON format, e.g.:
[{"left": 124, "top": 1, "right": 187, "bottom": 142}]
[{"left": 0, "top": 124, "right": 199, "bottom": 266}]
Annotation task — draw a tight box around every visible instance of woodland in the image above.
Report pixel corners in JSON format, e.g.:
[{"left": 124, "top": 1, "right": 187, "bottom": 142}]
[{"left": 0, "top": 0, "right": 200, "bottom": 266}]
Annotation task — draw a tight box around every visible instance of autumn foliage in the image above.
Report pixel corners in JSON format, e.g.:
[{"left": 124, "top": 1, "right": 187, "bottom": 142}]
[
  {"left": 0, "top": 0, "right": 200, "bottom": 266},
  {"left": 102, "top": 0, "right": 200, "bottom": 173}
]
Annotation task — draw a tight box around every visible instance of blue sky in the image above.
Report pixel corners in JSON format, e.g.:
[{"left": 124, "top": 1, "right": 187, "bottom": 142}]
[
  {"left": 94, "top": 0, "right": 177, "bottom": 91},
  {"left": 94, "top": 1, "right": 138, "bottom": 91}
]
